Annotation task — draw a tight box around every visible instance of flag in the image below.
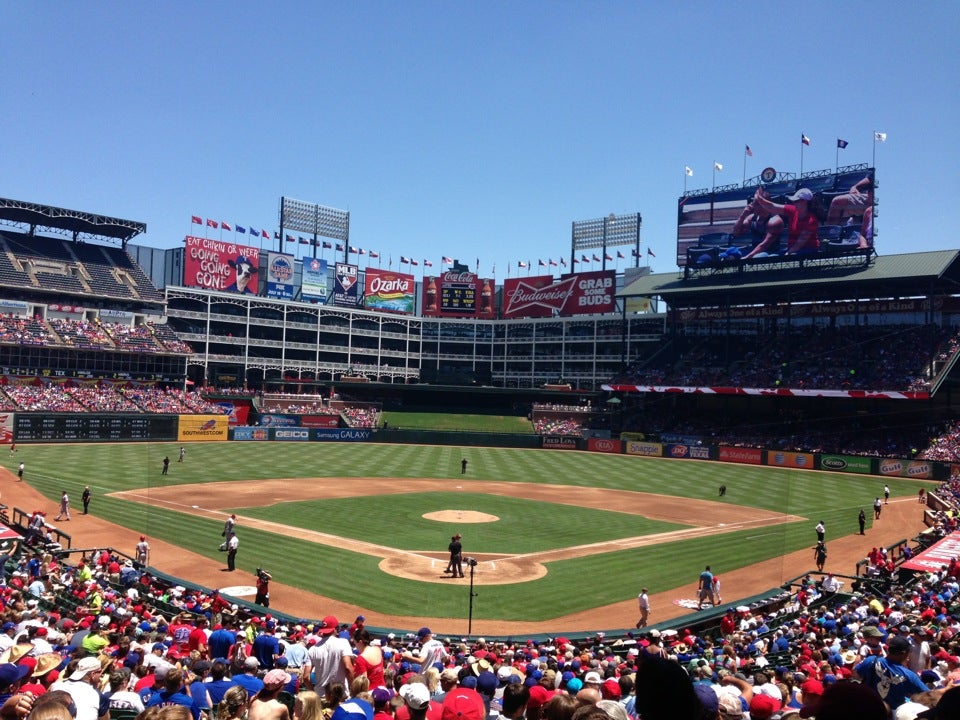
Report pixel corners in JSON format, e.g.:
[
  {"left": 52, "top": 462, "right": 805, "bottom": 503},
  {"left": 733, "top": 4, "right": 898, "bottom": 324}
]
[
  {"left": 604, "top": 253, "right": 613, "bottom": 261},
  {"left": 685, "top": 166, "right": 693, "bottom": 176},
  {"left": 274, "top": 231, "right": 280, "bottom": 239},
  {"left": 236, "top": 225, "right": 246, "bottom": 234},
  {"left": 261, "top": 229, "right": 270, "bottom": 238},
  {"left": 837, "top": 139, "right": 848, "bottom": 149},
  {"left": 424, "top": 259, "right": 433, "bottom": 267},
  {"left": 359, "top": 249, "right": 366, "bottom": 255},
  {"left": 206, "top": 219, "right": 218, "bottom": 229},
  {"left": 617, "top": 251, "right": 625, "bottom": 259},
  {"left": 874, "top": 131, "right": 887, "bottom": 142},
  {"left": 581, "top": 254, "right": 589, "bottom": 262},
  {"left": 801, "top": 134, "right": 811, "bottom": 146},
  {"left": 538, "top": 259, "right": 547, "bottom": 267},
  {"left": 549, "top": 259, "right": 558, "bottom": 266},
  {"left": 299, "top": 237, "right": 309, "bottom": 245},
  {"left": 442, "top": 256, "right": 453, "bottom": 265},
  {"left": 400, "top": 256, "right": 410, "bottom": 264},
  {"left": 632, "top": 249, "right": 639, "bottom": 256},
  {"left": 560, "top": 258, "right": 567, "bottom": 266},
  {"left": 491, "top": 263, "right": 496, "bottom": 274},
  {"left": 311, "top": 238, "right": 319, "bottom": 246},
  {"left": 647, "top": 248, "right": 656, "bottom": 257},
  {"left": 349, "top": 246, "right": 358, "bottom": 254},
  {"left": 572, "top": 258, "right": 579, "bottom": 265},
  {"left": 593, "top": 254, "right": 601, "bottom": 262},
  {"left": 286, "top": 235, "right": 295, "bottom": 243},
  {"left": 518, "top": 261, "right": 528, "bottom": 268},
  {"left": 336, "top": 244, "right": 344, "bottom": 252},
  {"left": 191, "top": 216, "right": 202, "bottom": 225},
  {"left": 321, "top": 241, "right": 332, "bottom": 249},
  {"left": 745, "top": 145, "right": 753, "bottom": 157},
  {"left": 410, "top": 259, "right": 419, "bottom": 266},
  {"left": 369, "top": 250, "right": 379, "bottom": 259},
  {"left": 714, "top": 162, "right": 723, "bottom": 171},
  {"left": 222, "top": 221, "right": 232, "bottom": 231}
]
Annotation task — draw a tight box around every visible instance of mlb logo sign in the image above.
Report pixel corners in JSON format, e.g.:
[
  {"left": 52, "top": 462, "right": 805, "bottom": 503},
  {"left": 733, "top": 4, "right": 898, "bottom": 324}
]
[{"left": 336, "top": 263, "right": 357, "bottom": 291}]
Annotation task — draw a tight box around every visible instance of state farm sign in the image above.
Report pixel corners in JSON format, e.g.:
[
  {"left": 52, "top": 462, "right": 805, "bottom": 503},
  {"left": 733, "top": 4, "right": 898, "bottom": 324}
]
[{"left": 502, "top": 270, "right": 616, "bottom": 318}]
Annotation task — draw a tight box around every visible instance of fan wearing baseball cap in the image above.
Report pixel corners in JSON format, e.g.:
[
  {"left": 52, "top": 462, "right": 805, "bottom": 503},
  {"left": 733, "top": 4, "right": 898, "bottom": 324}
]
[
  {"left": 303, "top": 617, "right": 354, "bottom": 694},
  {"left": 854, "top": 635, "right": 930, "bottom": 710},
  {"left": 750, "top": 185, "right": 822, "bottom": 256},
  {"left": 401, "top": 628, "right": 449, "bottom": 673}
]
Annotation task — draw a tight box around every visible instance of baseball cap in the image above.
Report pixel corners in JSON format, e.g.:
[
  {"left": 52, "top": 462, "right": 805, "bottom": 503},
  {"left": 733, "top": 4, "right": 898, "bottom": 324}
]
[
  {"left": 694, "top": 684, "right": 718, "bottom": 716},
  {"left": 0, "top": 663, "right": 30, "bottom": 689},
  {"left": 318, "top": 616, "right": 339, "bottom": 635},
  {"left": 399, "top": 682, "right": 431, "bottom": 710},
  {"left": 788, "top": 188, "right": 814, "bottom": 202},
  {"left": 441, "top": 689, "right": 485, "bottom": 720},
  {"left": 417, "top": 627, "right": 432, "bottom": 638},
  {"left": 263, "top": 669, "right": 291, "bottom": 688},
  {"left": 476, "top": 671, "right": 497, "bottom": 696},
  {"left": 749, "top": 694, "right": 780, "bottom": 720},
  {"left": 331, "top": 699, "right": 374, "bottom": 720},
  {"left": 69, "top": 657, "right": 102, "bottom": 681},
  {"left": 583, "top": 671, "right": 602, "bottom": 684},
  {"left": 888, "top": 636, "right": 912, "bottom": 653},
  {"left": 861, "top": 625, "right": 884, "bottom": 638}
]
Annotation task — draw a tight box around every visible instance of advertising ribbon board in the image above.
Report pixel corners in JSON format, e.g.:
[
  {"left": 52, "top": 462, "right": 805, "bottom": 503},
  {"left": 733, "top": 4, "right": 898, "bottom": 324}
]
[
  {"left": 233, "top": 427, "right": 269, "bottom": 441},
  {"left": 818, "top": 455, "right": 872, "bottom": 474},
  {"left": 272, "top": 428, "right": 310, "bottom": 441},
  {"left": 588, "top": 438, "right": 622, "bottom": 454},
  {"left": 625, "top": 441, "right": 662, "bottom": 456},
  {"left": 542, "top": 436, "right": 577, "bottom": 450},
  {"left": 718, "top": 447, "right": 762, "bottom": 465},
  {"left": 313, "top": 428, "right": 372, "bottom": 442},
  {"left": 259, "top": 414, "right": 301, "bottom": 427},
  {"left": 767, "top": 451, "right": 815, "bottom": 470},
  {"left": 300, "top": 415, "right": 341, "bottom": 429},
  {"left": 878, "top": 458, "right": 933, "bottom": 479},
  {"left": 178, "top": 414, "right": 228, "bottom": 442},
  {"left": 901, "top": 531, "right": 960, "bottom": 572}
]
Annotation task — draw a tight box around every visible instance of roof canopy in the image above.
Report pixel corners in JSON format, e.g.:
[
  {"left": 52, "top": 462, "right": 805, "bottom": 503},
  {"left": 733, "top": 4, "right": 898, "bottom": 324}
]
[{"left": 0, "top": 197, "right": 146, "bottom": 245}]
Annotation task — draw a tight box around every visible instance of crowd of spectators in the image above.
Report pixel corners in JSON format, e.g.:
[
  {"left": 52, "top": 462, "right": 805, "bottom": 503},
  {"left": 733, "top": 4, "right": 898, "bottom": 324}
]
[
  {"left": 0, "top": 315, "right": 191, "bottom": 355},
  {"left": 532, "top": 403, "right": 595, "bottom": 414},
  {"left": 533, "top": 418, "right": 583, "bottom": 437},
  {"left": 342, "top": 407, "right": 380, "bottom": 428},
  {"left": 0, "top": 501, "right": 957, "bottom": 720},
  {"left": 919, "top": 424, "right": 960, "bottom": 463},
  {"left": 0, "top": 386, "right": 225, "bottom": 415},
  {"left": 614, "top": 324, "right": 960, "bottom": 393}
]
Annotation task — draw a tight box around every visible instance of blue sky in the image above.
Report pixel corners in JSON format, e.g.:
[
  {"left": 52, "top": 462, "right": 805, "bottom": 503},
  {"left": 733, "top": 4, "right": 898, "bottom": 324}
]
[{"left": 3, "top": 2, "right": 957, "bottom": 275}]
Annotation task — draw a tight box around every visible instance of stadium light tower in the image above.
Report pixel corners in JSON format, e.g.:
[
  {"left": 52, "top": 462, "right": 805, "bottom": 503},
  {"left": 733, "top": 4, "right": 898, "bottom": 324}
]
[{"left": 572, "top": 212, "right": 642, "bottom": 270}]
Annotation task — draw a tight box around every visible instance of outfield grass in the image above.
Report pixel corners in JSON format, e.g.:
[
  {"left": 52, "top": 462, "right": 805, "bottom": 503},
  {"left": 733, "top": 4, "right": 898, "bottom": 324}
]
[
  {"left": 380, "top": 411, "right": 534, "bottom": 433},
  {"left": 4, "top": 442, "right": 919, "bottom": 621}
]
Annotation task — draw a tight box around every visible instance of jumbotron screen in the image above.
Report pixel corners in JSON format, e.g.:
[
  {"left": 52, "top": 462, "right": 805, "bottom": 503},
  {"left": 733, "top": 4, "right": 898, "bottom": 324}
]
[{"left": 676, "top": 168, "right": 875, "bottom": 268}]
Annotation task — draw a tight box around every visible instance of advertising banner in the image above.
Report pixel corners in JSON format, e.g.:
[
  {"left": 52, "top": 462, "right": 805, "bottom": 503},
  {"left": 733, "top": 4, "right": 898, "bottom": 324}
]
[
  {"left": 818, "top": 454, "right": 872, "bottom": 474},
  {"left": 718, "top": 446, "right": 763, "bottom": 465},
  {"left": 878, "top": 458, "right": 933, "bottom": 479},
  {"left": 178, "top": 414, "right": 229, "bottom": 442},
  {"left": 364, "top": 268, "right": 415, "bottom": 314},
  {"left": 313, "top": 428, "right": 372, "bottom": 442},
  {"left": 901, "top": 531, "right": 960, "bottom": 572},
  {"left": 332, "top": 263, "right": 361, "bottom": 307},
  {"left": 587, "top": 438, "right": 622, "bottom": 454},
  {"left": 302, "top": 257, "right": 328, "bottom": 302},
  {"left": 233, "top": 427, "right": 269, "bottom": 441},
  {"left": 542, "top": 436, "right": 578, "bottom": 450},
  {"left": 0, "top": 413, "right": 12, "bottom": 445},
  {"left": 214, "top": 402, "right": 249, "bottom": 427},
  {"left": 300, "top": 414, "right": 341, "bottom": 429},
  {"left": 183, "top": 236, "right": 261, "bottom": 295},
  {"left": 272, "top": 427, "right": 310, "bottom": 441},
  {"left": 265, "top": 252, "right": 296, "bottom": 300},
  {"left": 767, "top": 450, "right": 815, "bottom": 470},
  {"left": 625, "top": 441, "right": 662, "bottom": 456},
  {"left": 259, "top": 414, "right": 301, "bottom": 427},
  {"left": 501, "top": 270, "right": 616, "bottom": 318},
  {"left": 421, "top": 271, "right": 495, "bottom": 318}
]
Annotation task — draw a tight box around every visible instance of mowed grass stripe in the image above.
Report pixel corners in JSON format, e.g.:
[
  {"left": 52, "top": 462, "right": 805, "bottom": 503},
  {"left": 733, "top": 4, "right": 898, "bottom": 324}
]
[
  {"left": 7, "top": 442, "right": 907, "bottom": 621},
  {"left": 233, "top": 492, "right": 688, "bottom": 554}
]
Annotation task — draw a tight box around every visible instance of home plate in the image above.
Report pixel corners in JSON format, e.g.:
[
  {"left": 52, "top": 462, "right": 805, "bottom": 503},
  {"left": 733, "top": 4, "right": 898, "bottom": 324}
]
[{"left": 220, "top": 585, "right": 256, "bottom": 597}]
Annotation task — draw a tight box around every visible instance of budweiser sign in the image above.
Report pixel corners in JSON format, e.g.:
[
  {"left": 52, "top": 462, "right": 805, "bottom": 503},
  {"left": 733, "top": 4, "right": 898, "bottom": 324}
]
[{"left": 502, "top": 270, "right": 616, "bottom": 318}]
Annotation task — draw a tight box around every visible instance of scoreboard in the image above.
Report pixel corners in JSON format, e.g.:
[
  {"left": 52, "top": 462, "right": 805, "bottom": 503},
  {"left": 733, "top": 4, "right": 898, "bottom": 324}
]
[
  {"left": 441, "top": 282, "right": 476, "bottom": 313},
  {"left": 14, "top": 414, "right": 178, "bottom": 442}
]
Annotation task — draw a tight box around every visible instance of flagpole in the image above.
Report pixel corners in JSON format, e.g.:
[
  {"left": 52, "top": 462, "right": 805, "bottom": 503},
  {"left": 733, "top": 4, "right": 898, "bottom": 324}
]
[
  {"left": 835, "top": 142, "right": 839, "bottom": 173},
  {"left": 684, "top": 167, "right": 688, "bottom": 194},
  {"left": 800, "top": 134, "right": 805, "bottom": 177},
  {"left": 742, "top": 148, "right": 747, "bottom": 186}
]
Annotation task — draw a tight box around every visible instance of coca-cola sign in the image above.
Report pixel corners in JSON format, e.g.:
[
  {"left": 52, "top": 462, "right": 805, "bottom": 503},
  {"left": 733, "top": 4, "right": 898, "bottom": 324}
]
[
  {"left": 502, "top": 270, "right": 616, "bottom": 318},
  {"left": 421, "top": 272, "right": 494, "bottom": 318}
]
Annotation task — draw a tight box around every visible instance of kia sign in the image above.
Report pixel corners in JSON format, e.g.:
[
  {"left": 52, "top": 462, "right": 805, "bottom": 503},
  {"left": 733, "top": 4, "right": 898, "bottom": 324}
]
[
  {"left": 364, "top": 268, "right": 415, "bottom": 314},
  {"left": 588, "top": 438, "right": 621, "bottom": 454},
  {"left": 501, "top": 270, "right": 616, "bottom": 318}
]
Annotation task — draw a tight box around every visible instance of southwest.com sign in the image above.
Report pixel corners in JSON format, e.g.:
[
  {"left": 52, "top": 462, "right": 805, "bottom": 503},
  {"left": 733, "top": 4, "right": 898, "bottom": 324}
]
[{"left": 178, "top": 415, "right": 228, "bottom": 442}]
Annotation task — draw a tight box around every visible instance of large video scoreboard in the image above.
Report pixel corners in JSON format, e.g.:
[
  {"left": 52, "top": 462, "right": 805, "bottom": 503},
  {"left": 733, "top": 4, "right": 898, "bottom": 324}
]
[{"left": 14, "top": 414, "right": 177, "bottom": 442}]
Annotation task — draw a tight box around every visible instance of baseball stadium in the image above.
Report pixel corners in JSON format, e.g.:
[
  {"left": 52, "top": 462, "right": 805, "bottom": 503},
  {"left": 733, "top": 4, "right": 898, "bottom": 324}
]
[{"left": 0, "top": 176, "right": 958, "bottom": 716}]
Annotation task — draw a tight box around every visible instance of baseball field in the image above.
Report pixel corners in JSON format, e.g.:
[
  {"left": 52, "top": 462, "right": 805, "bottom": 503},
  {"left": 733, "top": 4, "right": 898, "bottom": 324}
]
[{"left": 1, "top": 438, "right": 926, "bottom": 635}]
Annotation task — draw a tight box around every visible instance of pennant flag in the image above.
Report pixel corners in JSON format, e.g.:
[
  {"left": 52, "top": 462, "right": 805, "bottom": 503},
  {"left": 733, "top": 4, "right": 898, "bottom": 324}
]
[
  {"left": 714, "top": 162, "right": 723, "bottom": 171},
  {"left": 221, "top": 221, "right": 232, "bottom": 231},
  {"left": 549, "top": 259, "right": 558, "bottom": 266},
  {"left": 685, "top": 166, "right": 694, "bottom": 176},
  {"left": 617, "top": 251, "right": 625, "bottom": 259},
  {"left": 207, "top": 219, "right": 218, "bottom": 229},
  {"left": 261, "top": 229, "right": 270, "bottom": 239},
  {"left": 442, "top": 256, "right": 453, "bottom": 265},
  {"left": 410, "top": 259, "right": 419, "bottom": 266},
  {"left": 647, "top": 248, "right": 656, "bottom": 257},
  {"left": 369, "top": 250, "right": 379, "bottom": 259},
  {"left": 236, "top": 225, "right": 246, "bottom": 234},
  {"left": 837, "top": 139, "right": 849, "bottom": 149},
  {"left": 400, "top": 256, "right": 410, "bottom": 264},
  {"left": 801, "top": 134, "right": 811, "bottom": 146},
  {"left": 518, "top": 261, "right": 528, "bottom": 268},
  {"left": 745, "top": 145, "right": 753, "bottom": 157},
  {"left": 191, "top": 216, "right": 202, "bottom": 225},
  {"left": 322, "top": 241, "right": 333, "bottom": 249},
  {"left": 286, "top": 235, "right": 295, "bottom": 243},
  {"left": 874, "top": 131, "right": 887, "bottom": 142},
  {"left": 538, "top": 259, "right": 547, "bottom": 267},
  {"left": 424, "top": 259, "right": 433, "bottom": 267}
]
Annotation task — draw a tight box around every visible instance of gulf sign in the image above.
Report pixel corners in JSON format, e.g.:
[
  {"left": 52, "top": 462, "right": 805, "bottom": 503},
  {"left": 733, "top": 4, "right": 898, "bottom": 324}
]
[
  {"left": 588, "top": 438, "right": 622, "bottom": 454},
  {"left": 767, "top": 451, "right": 815, "bottom": 469},
  {"left": 364, "top": 268, "right": 415, "bottom": 314},
  {"left": 183, "top": 236, "right": 261, "bottom": 295},
  {"left": 878, "top": 458, "right": 932, "bottom": 479},
  {"left": 502, "top": 270, "right": 615, "bottom": 318}
]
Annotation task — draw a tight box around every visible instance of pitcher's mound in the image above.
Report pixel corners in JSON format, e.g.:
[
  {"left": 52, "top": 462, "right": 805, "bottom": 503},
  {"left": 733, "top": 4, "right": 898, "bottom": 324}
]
[{"left": 423, "top": 510, "right": 499, "bottom": 523}]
